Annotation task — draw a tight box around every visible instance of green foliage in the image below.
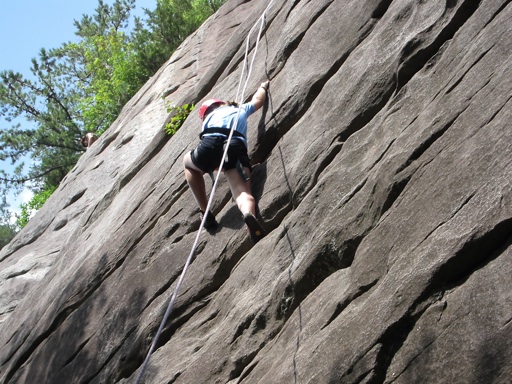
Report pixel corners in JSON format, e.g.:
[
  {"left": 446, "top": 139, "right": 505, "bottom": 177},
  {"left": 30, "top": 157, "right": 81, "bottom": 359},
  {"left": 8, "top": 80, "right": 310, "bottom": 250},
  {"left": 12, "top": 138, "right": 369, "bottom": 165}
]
[
  {"left": 15, "top": 186, "right": 56, "bottom": 230},
  {"left": 0, "top": 46, "right": 85, "bottom": 194},
  {"left": 134, "top": 0, "right": 226, "bottom": 75},
  {"left": 0, "top": 1, "right": 139, "bottom": 196},
  {"left": 69, "top": 32, "right": 141, "bottom": 133},
  {"left": 0, "top": 224, "right": 16, "bottom": 250},
  {"left": 69, "top": 0, "right": 148, "bottom": 134},
  {"left": 164, "top": 104, "right": 195, "bottom": 136},
  {"left": 0, "top": 200, "right": 16, "bottom": 249}
]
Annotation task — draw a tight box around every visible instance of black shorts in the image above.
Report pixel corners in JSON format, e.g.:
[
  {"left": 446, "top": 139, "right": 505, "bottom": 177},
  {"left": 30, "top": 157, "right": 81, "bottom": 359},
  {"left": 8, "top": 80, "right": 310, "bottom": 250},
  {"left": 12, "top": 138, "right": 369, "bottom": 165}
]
[{"left": 191, "top": 136, "right": 251, "bottom": 174}]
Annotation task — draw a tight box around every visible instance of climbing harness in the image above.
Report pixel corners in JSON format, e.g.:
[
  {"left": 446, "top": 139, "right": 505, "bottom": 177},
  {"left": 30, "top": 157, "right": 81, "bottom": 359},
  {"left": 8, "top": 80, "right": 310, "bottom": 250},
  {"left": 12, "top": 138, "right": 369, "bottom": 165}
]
[
  {"left": 199, "top": 128, "right": 250, "bottom": 182},
  {"left": 134, "top": 1, "right": 276, "bottom": 383}
]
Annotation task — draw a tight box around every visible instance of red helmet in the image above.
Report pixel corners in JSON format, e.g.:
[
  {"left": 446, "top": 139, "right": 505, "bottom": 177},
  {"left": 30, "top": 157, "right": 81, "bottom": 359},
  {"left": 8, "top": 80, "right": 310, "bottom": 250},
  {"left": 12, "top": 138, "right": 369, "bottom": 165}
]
[{"left": 198, "top": 99, "right": 223, "bottom": 120}]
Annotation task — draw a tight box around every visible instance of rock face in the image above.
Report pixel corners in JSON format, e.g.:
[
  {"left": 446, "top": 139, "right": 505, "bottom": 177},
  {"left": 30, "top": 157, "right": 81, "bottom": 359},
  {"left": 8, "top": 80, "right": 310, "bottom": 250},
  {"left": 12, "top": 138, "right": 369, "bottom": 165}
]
[{"left": 1, "top": 0, "right": 511, "bottom": 382}]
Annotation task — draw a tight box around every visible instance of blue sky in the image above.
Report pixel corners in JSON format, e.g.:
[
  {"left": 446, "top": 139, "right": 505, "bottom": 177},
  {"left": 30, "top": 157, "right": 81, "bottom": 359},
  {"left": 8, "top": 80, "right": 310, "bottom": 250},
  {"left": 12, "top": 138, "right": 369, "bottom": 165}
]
[
  {"left": 0, "top": 0, "right": 154, "bottom": 219},
  {"left": 0, "top": 1, "right": 154, "bottom": 74}
]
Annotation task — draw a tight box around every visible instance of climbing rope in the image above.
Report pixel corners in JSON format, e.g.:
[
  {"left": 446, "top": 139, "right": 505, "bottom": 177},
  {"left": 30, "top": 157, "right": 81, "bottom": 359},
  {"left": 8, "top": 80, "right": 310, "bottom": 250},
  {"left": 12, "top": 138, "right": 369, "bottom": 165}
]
[{"left": 135, "top": 1, "right": 275, "bottom": 383}]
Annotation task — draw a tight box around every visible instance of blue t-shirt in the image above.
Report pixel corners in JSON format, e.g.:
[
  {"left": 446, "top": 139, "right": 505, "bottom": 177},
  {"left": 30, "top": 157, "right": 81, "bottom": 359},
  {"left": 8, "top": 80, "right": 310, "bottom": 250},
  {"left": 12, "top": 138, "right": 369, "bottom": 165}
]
[{"left": 201, "top": 102, "right": 256, "bottom": 146}]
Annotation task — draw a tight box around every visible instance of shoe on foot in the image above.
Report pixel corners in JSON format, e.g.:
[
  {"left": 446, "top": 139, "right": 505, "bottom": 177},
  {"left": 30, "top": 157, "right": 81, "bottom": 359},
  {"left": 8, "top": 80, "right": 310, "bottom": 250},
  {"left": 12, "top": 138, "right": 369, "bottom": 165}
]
[
  {"left": 200, "top": 210, "right": 218, "bottom": 230},
  {"left": 243, "top": 212, "right": 266, "bottom": 243}
]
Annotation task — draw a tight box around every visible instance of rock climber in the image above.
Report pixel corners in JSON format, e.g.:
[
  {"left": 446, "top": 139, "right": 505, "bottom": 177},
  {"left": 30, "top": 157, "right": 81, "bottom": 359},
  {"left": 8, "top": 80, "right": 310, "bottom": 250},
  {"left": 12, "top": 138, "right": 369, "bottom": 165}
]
[
  {"left": 81, "top": 132, "right": 98, "bottom": 149},
  {"left": 183, "top": 80, "right": 269, "bottom": 243}
]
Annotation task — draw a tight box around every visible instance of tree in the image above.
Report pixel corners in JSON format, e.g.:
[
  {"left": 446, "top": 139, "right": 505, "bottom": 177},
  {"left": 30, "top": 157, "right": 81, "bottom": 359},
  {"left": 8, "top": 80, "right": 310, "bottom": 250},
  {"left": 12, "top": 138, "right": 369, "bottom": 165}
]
[
  {"left": 0, "top": 198, "right": 16, "bottom": 249},
  {"left": 0, "top": 224, "right": 15, "bottom": 250},
  {"left": 14, "top": 186, "right": 56, "bottom": 230},
  {"left": 70, "top": 0, "right": 145, "bottom": 133},
  {"left": 0, "top": 48, "right": 85, "bottom": 195},
  {"left": 0, "top": 0, "right": 141, "bottom": 198},
  {"left": 132, "top": 0, "right": 226, "bottom": 76}
]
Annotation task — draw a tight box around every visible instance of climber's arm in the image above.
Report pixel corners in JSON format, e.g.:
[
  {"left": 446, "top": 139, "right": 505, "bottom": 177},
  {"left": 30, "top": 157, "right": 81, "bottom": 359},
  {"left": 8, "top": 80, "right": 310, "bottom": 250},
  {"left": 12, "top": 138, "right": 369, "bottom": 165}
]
[{"left": 252, "top": 81, "right": 269, "bottom": 111}]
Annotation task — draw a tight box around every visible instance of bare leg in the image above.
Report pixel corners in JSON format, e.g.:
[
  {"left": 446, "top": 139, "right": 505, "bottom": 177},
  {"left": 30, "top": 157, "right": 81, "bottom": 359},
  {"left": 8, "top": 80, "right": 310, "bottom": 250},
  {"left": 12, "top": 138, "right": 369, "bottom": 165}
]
[
  {"left": 225, "top": 167, "right": 256, "bottom": 216},
  {"left": 183, "top": 152, "right": 208, "bottom": 212},
  {"left": 226, "top": 167, "right": 265, "bottom": 242}
]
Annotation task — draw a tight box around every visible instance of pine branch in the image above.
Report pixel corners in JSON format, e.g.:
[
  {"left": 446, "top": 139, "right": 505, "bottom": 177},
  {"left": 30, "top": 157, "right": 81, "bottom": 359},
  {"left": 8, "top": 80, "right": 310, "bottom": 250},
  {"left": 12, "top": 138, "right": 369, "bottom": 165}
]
[{"left": 0, "top": 165, "right": 72, "bottom": 185}]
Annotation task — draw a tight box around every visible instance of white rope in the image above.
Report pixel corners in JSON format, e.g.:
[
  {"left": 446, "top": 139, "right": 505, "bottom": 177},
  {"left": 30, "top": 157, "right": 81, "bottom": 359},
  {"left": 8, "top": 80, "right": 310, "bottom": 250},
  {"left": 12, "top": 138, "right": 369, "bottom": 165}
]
[
  {"left": 135, "top": 1, "right": 275, "bottom": 382},
  {"left": 236, "top": 0, "right": 275, "bottom": 101}
]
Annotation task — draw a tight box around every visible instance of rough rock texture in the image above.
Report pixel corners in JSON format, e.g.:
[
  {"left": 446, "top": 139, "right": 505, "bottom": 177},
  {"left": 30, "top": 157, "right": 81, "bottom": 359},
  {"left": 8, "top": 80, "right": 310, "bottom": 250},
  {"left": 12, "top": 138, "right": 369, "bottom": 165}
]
[{"left": 1, "top": 0, "right": 512, "bottom": 383}]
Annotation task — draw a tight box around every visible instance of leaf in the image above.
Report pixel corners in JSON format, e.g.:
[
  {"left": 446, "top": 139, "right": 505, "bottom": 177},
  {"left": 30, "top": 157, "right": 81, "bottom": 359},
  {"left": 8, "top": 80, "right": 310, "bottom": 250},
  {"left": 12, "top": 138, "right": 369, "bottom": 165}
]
[{"left": 164, "top": 103, "right": 195, "bottom": 136}]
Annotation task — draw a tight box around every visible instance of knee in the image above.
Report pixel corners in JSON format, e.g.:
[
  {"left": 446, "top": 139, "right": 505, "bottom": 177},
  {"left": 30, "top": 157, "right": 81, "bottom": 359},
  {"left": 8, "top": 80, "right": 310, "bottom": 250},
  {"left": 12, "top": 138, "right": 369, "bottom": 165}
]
[
  {"left": 237, "top": 191, "right": 255, "bottom": 205},
  {"left": 183, "top": 152, "right": 192, "bottom": 169},
  {"left": 184, "top": 153, "right": 203, "bottom": 176}
]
